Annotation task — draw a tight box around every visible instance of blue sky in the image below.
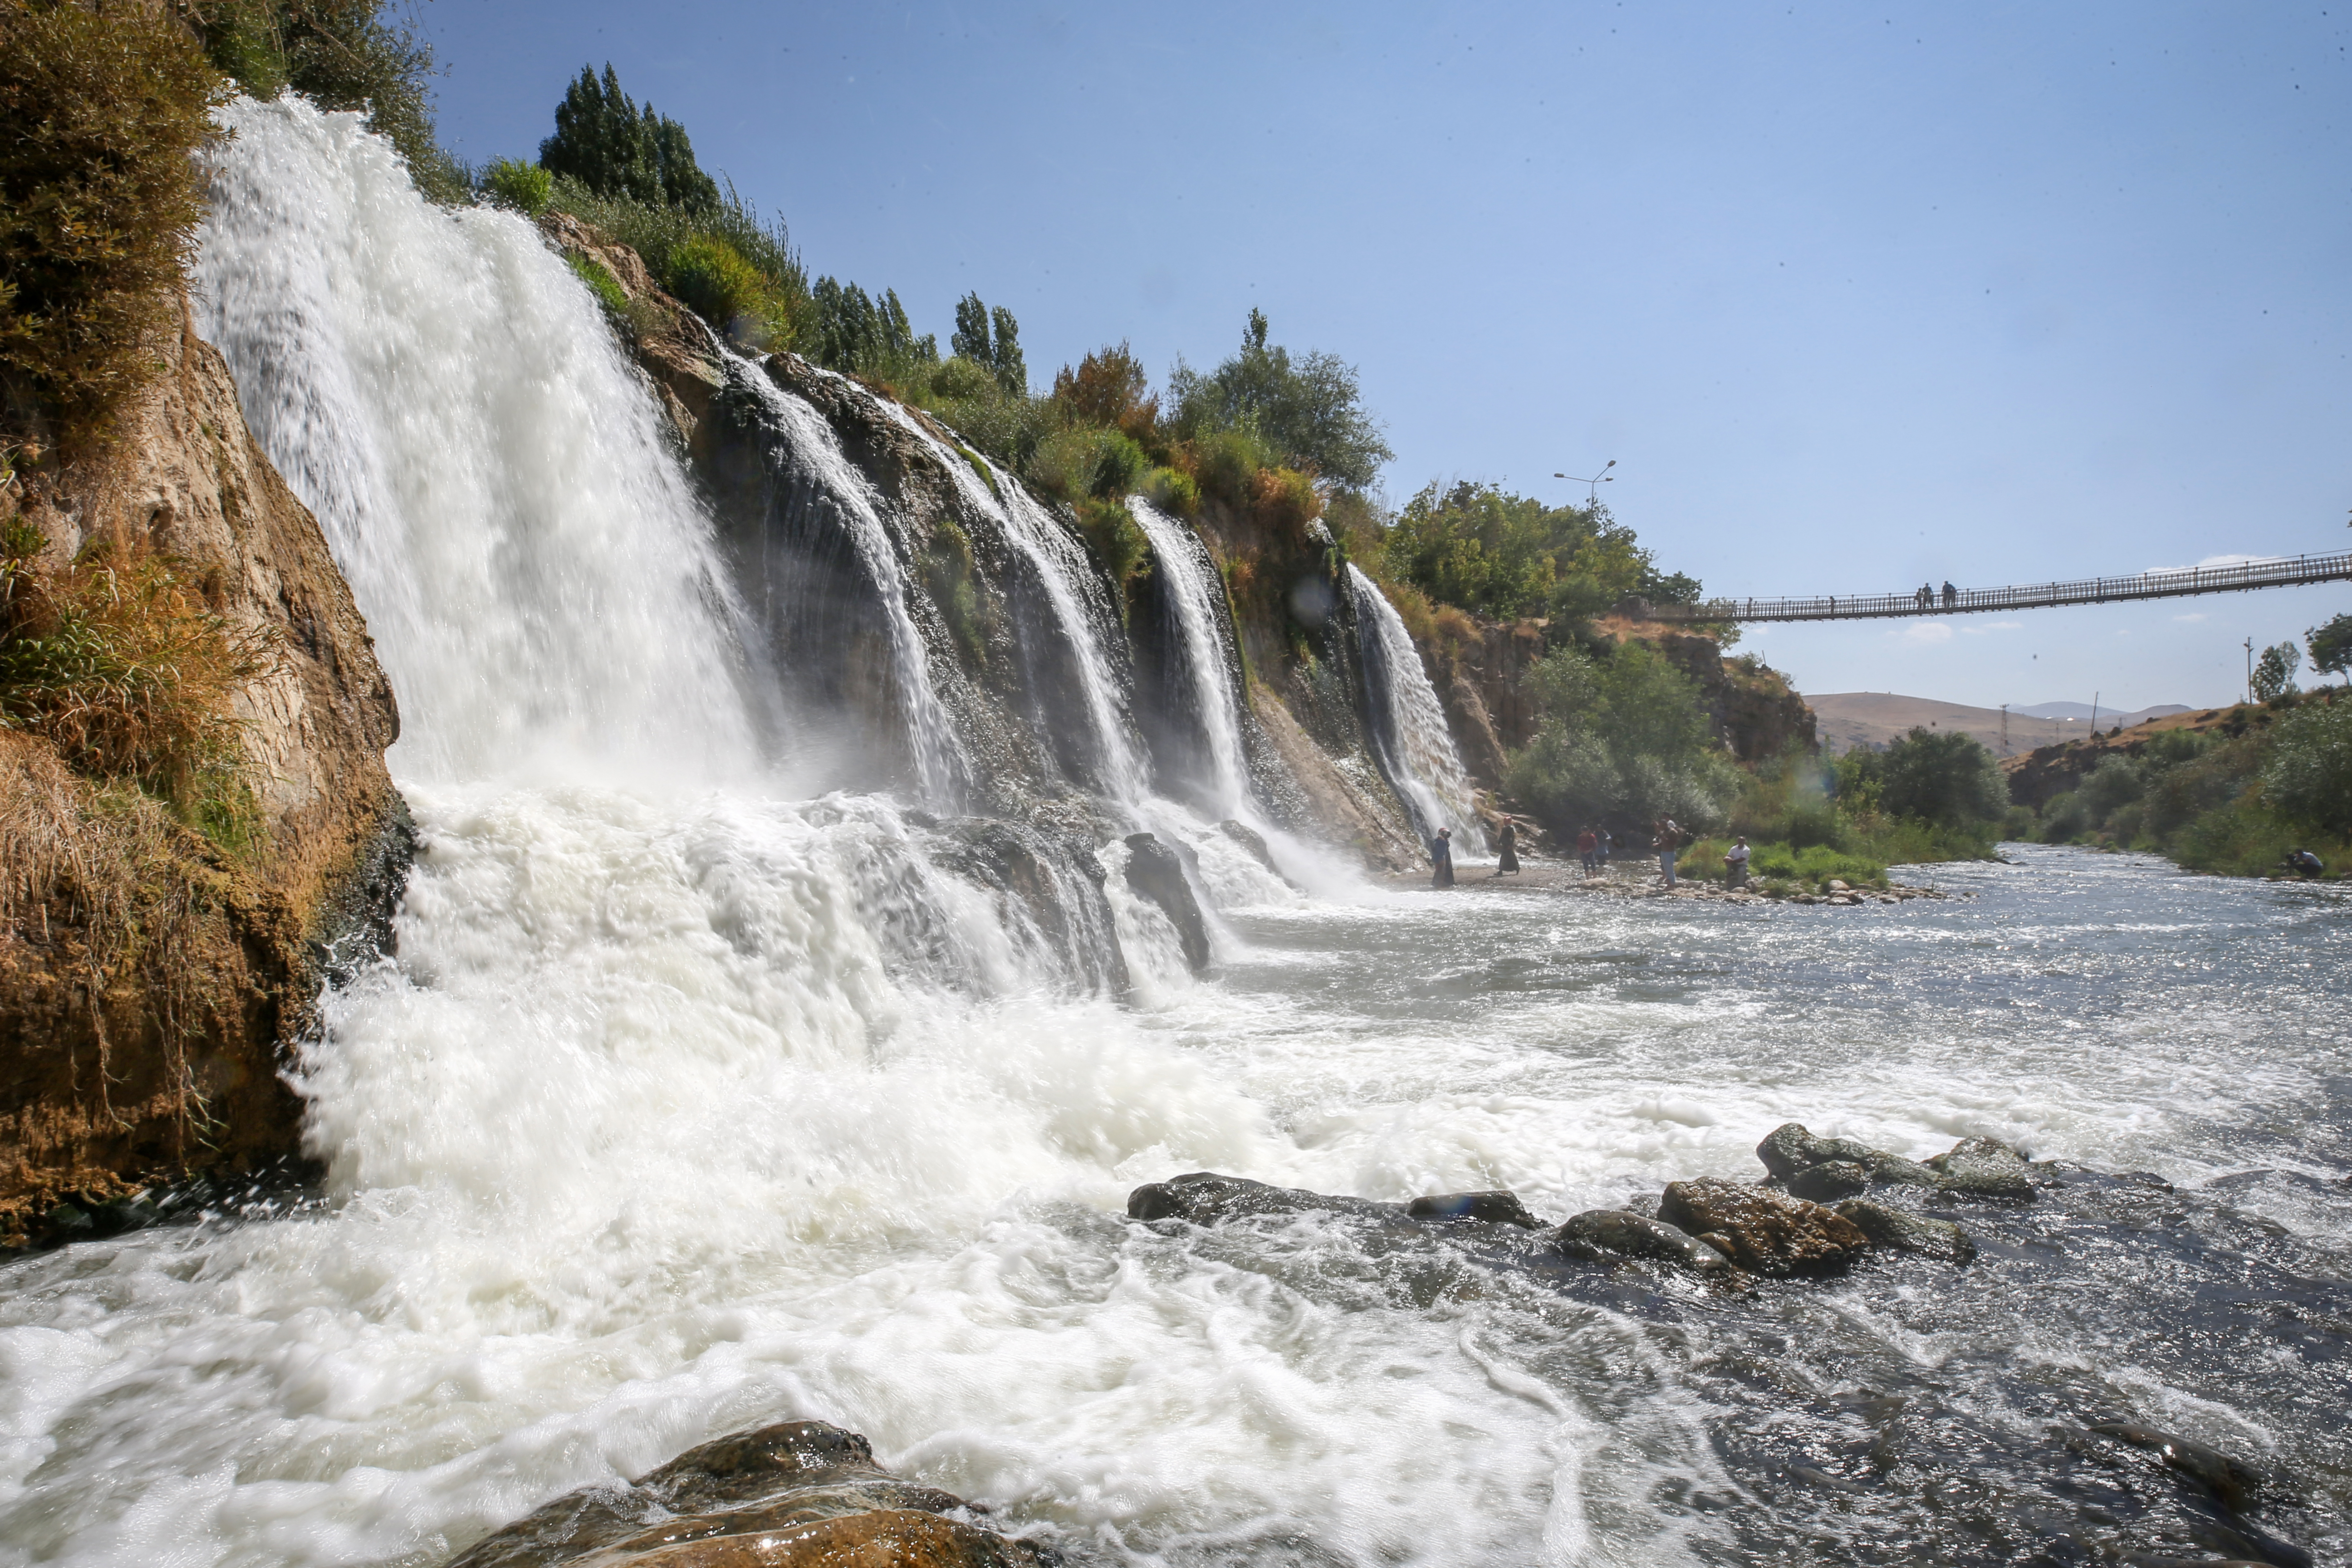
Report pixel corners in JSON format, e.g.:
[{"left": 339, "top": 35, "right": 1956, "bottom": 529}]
[{"left": 417, "top": 1, "right": 2350, "bottom": 710}]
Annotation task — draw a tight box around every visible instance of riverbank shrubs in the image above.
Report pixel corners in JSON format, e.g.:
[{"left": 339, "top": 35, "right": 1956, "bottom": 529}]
[
  {"left": 0, "top": 4, "right": 223, "bottom": 448},
  {"left": 1504, "top": 640, "right": 1740, "bottom": 831},
  {"left": 2010, "top": 691, "right": 2350, "bottom": 876}
]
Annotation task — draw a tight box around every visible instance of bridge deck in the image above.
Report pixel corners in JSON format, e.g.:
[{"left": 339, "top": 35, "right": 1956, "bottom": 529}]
[{"left": 1647, "top": 549, "right": 2352, "bottom": 623}]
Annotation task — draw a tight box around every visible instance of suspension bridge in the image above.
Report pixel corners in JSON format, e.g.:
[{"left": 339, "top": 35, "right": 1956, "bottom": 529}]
[{"left": 1641, "top": 548, "right": 2352, "bottom": 624}]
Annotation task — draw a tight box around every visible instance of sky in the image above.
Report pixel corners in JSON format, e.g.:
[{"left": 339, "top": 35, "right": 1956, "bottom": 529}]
[{"left": 414, "top": 1, "right": 2351, "bottom": 711}]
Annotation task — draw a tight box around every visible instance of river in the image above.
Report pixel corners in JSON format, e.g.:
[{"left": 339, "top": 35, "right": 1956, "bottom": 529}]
[{"left": 1, "top": 843, "right": 2344, "bottom": 1567}]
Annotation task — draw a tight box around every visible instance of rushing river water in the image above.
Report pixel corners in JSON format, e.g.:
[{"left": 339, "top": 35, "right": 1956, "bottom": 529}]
[{"left": 2, "top": 844, "right": 2345, "bottom": 1568}]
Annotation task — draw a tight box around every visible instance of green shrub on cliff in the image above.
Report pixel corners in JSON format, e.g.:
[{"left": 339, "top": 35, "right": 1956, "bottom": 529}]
[
  {"left": 483, "top": 157, "right": 554, "bottom": 216},
  {"left": 1028, "top": 428, "right": 1149, "bottom": 504},
  {"left": 0, "top": 4, "right": 224, "bottom": 447},
  {"left": 1167, "top": 309, "right": 1391, "bottom": 490},
  {"left": 1381, "top": 480, "right": 1665, "bottom": 625}
]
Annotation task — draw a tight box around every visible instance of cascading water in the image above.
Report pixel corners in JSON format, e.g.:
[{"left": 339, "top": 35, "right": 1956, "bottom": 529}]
[
  {"left": 1346, "top": 563, "right": 1488, "bottom": 852},
  {"left": 192, "top": 98, "right": 759, "bottom": 785},
  {"left": 1128, "top": 497, "right": 1253, "bottom": 814},
  {"left": 707, "top": 349, "right": 972, "bottom": 808}
]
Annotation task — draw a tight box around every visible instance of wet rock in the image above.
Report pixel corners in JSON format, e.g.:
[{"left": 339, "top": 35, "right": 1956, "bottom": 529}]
[
  {"left": 446, "top": 1418, "right": 1052, "bottom": 1567},
  {"left": 1834, "top": 1199, "right": 1976, "bottom": 1263},
  {"left": 1122, "top": 833, "right": 1211, "bottom": 973},
  {"left": 1217, "top": 818, "right": 1283, "bottom": 879},
  {"left": 1554, "top": 1209, "right": 1735, "bottom": 1273},
  {"left": 1929, "top": 1136, "right": 2037, "bottom": 1199},
  {"left": 1657, "top": 1179, "right": 1871, "bottom": 1277},
  {"left": 1787, "top": 1161, "right": 1870, "bottom": 1202},
  {"left": 1407, "top": 1191, "right": 1545, "bottom": 1229},
  {"left": 1756, "top": 1123, "right": 1878, "bottom": 1180},
  {"left": 1127, "top": 1171, "right": 1394, "bottom": 1227},
  {"left": 1755, "top": 1122, "right": 1945, "bottom": 1190},
  {"left": 2090, "top": 1423, "right": 2266, "bottom": 1513}
]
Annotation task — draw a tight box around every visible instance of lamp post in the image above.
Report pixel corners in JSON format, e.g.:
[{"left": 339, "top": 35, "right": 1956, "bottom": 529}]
[{"left": 1553, "top": 459, "right": 1616, "bottom": 507}]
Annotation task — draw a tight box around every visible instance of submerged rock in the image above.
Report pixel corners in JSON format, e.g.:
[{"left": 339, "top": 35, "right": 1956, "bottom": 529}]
[
  {"left": 1658, "top": 1179, "right": 1871, "bottom": 1277},
  {"left": 1127, "top": 1171, "right": 1395, "bottom": 1226},
  {"left": 1555, "top": 1209, "right": 1735, "bottom": 1273},
  {"left": 1835, "top": 1199, "right": 1977, "bottom": 1263},
  {"left": 2091, "top": 1423, "right": 2266, "bottom": 1513},
  {"left": 444, "top": 1419, "right": 1050, "bottom": 1568},
  {"left": 1408, "top": 1190, "right": 1546, "bottom": 1228},
  {"left": 1122, "top": 832, "right": 1212, "bottom": 973}
]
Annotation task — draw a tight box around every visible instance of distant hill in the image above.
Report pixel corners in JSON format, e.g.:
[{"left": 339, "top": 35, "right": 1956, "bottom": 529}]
[
  {"left": 1808, "top": 693, "right": 2192, "bottom": 757},
  {"left": 2013, "top": 701, "right": 2192, "bottom": 722}
]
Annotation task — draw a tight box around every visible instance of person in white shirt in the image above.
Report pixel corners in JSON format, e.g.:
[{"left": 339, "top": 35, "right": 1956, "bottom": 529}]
[{"left": 1724, "top": 836, "right": 1752, "bottom": 889}]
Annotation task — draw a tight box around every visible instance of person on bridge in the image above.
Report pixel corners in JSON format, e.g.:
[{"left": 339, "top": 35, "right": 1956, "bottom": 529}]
[
  {"left": 1916, "top": 584, "right": 1933, "bottom": 609},
  {"left": 1942, "top": 580, "right": 1958, "bottom": 607}
]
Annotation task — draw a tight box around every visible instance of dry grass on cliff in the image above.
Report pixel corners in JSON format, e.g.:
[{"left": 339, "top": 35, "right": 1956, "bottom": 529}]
[
  {"left": 1, "top": 535, "right": 278, "bottom": 838},
  {"left": 0, "top": 731, "right": 216, "bottom": 1152}
]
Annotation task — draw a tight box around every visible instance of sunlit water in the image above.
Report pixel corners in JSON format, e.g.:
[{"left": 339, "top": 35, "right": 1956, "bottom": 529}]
[{"left": 2, "top": 847, "right": 2345, "bottom": 1567}]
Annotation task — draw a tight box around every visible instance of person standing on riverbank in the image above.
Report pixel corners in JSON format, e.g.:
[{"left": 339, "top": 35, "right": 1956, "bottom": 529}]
[
  {"left": 1725, "top": 836, "right": 1751, "bottom": 889},
  {"left": 1430, "top": 827, "right": 1455, "bottom": 887},
  {"left": 1577, "top": 825, "right": 1598, "bottom": 875},
  {"left": 1653, "top": 818, "right": 1680, "bottom": 887},
  {"left": 1494, "top": 819, "right": 1521, "bottom": 876}
]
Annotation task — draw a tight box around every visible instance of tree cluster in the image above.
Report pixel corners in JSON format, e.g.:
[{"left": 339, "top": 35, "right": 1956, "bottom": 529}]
[{"left": 539, "top": 64, "right": 720, "bottom": 215}]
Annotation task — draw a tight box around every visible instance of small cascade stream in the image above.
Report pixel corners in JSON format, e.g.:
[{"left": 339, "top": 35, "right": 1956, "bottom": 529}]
[
  {"left": 1346, "top": 563, "right": 1488, "bottom": 851},
  {"left": 1129, "top": 497, "right": 1253, "bottom": 814}
]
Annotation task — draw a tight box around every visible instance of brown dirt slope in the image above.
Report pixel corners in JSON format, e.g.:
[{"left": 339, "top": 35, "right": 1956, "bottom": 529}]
[{"left": 1812, "top": 692, "right": 2188, "bottom": 759}]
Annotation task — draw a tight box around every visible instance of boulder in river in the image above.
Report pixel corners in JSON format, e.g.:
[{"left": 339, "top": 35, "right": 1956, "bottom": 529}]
[
  {"left": 1657, "top": 1179, "right": 1871, "bottom": 1276},
  {"left": 2090, "top": 1422, "right": 2266, "bottom": 1513},
  {"left": 1555, "top": 1209, "right": 1736, "bottom": 1273},
  {"left": 1928, "top": 1136, "right": 2038, "bottom": 1199},
  {"left": 1834, "top": 1198, "right": 1977, "bottom": 1263},
  {"left": 1755, "top": 1122, "right": 1955, "bottom": 1191},
  {"left": 444, "top": 1418, "right": 1050, "bottom": 1567},
  {"left": 1127, "top": 1171, "right": 1393, "bottom": 1226},
  {"left": 1122, "top": 832, "right": 1212, "bottom": 973}
]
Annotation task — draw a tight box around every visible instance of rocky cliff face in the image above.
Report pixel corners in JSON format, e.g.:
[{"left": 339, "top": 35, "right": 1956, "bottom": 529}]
[
  {"left": 0, "top": 300, "right": 404, "bottom": 1243},
  {"left": 542, "top": 215, "right": 1428, "bottom": 870}
]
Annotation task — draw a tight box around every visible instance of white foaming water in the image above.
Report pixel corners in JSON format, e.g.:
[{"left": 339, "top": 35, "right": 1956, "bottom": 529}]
[
  {"left": 1129, "top": 498, "right": 1252, "bottom": 815},
  {"left": 1347, "top": 564, "right": 1487, "bottom": 852},
  {"left": 192, "top": 97, "right": 758, "bottom": 786}
]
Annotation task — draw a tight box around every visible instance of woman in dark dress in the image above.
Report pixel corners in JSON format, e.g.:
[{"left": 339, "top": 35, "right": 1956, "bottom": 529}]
[
  {"left": 1494, "top": 819, "right": 1520, "bottom": 876},
  {"left": 1430, "top": 827, "right": 1455, "bottom": 887}
]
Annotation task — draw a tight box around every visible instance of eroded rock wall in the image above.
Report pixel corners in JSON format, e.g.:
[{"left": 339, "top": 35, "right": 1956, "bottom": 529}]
[{"left": 0, "top": 301, "right": 403, "bottom": 1238}]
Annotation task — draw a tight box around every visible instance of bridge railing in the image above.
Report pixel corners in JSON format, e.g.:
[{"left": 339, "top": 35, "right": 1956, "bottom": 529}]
[{"left": 1645, "top": 549, "right": 2352, "bottom": 623}]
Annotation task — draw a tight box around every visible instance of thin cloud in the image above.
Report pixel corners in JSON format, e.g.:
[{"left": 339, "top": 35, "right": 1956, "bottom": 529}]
[
  {"left": 1899, "top": 621, "right": 1954, "bottom": 645},
  {"left": 2174, "top": 611, "right": 2209, "bottom": 623},
  {"left": 1960, "top": 620, "right": 2024, "bottom": 636}
]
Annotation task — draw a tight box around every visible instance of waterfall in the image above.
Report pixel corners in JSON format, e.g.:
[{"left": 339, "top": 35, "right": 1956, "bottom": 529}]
[
  {"left": 867, "top": 399, "right": 1150, "bottom": 805},
  {"left": 1346, "top": 564, "right": 1488, "bottom": 851},
  {"left": 1128, "top": 498, "right": 1252, "bottom": 815},
  {"left": 192, "top": 97, "right": 760, "bottom": 787},
  {"left": 710, "top": 351, "right": 972, "bottom": 808}
]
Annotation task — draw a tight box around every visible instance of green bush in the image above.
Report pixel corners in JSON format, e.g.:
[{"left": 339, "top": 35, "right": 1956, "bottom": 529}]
[
  {"left": 1142, "top": 465, "right": 1200, "bottom": 516},
  {"left": 2261, "top": 699, "right": 2352, "bottom": 838},
  {"left": 1026, "top": 427, "right": 1149, "bottom": 503},
  {"left": 1744, "top": 843, "right": 1886, "bottom": 889},
  {"left": 1839, "top": 727, "right": 2006, "bottom": 828},
  {"left": 1073, "top": 498, "right": 1150, "bottom": 603},
  {"left": 667, "top": 234, "right": 788, "bottom": 346},
  {"left": 1504, "top": 641, "right": 1739, "bottom": 831},
  {"left": 2079, "top": 755, "right": 2144, "bottom": 817},
  {"left": 483, "top": 157, "right": 554, "bottom": 216},
  {"left": 0, "top": 4, "right": 225, "bottom": 445},
  {"left": 549, "top": 177, "right": 809, "bottom": 345},
  {"left": 1380, "top": 480, "right": 1664, "bottom": 623}
]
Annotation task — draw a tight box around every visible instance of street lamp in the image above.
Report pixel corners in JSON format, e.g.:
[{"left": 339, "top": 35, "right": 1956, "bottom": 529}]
[{"left": 1554, "top": 459, "right": 1616, "bottom": 507}]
